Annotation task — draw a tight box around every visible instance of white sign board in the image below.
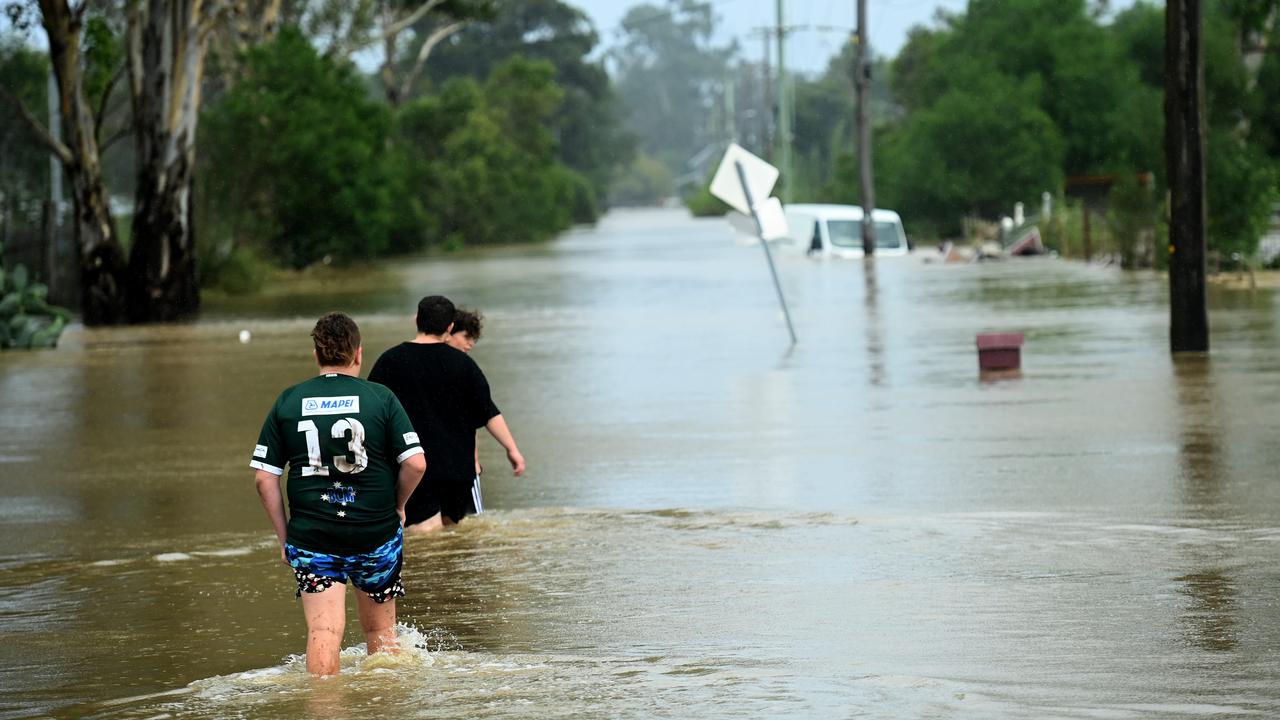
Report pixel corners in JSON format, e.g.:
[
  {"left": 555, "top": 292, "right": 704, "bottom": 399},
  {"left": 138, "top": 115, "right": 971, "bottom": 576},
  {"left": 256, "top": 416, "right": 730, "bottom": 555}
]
[
  {"left": 755, "top": 197, "right": 789, "bottom": 240},
  {"left": 709, "top": 143, "right": 779, "bottom": 215},
  {"left": 727, "top": 200, "right": 788, "bottom": 242}
]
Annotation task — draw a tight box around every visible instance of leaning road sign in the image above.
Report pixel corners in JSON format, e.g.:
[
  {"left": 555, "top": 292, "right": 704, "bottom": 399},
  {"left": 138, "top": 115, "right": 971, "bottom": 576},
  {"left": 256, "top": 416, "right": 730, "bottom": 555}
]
[
  {"left": 754, "top": 197, "right": 788, "bottom": 240},
  {"left": 710, "top": 143, "right": 779, "bottom": 215},
  {"left": 728, "top": 198, "right": 788, "bottom": 241},
  {"left": 709, "top": 144, "right": 797, "bottom": 346}
]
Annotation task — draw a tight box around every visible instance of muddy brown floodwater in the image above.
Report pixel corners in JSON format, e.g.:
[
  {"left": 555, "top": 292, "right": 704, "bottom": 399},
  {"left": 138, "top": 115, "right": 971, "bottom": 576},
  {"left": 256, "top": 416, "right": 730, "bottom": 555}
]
[{"left": 2, "top": 208, "right": 1279, "bottom": 718}]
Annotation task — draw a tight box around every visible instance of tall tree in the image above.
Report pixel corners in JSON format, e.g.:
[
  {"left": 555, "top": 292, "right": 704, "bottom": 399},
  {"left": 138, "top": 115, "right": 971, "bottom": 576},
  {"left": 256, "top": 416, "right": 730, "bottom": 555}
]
[
  {"left": 124, "top": 0, "right": 285, "bottom": 321},
  {"left": 611, "top": 0, "right": 734, "bottom": 174},
  {"left": 201, "top": 28, "right": 402, "bottom": 267},
  {"left": 124, "top": 0, "right": 209, "bottom": 321},
  {"left": 423, "top": 0, "right": 632, "bottom": 210},
  {"left": 300, "top": 0, "right": 492, "bottom": 105},
  {"left": 0, "top": 0, "right": 127, "bottom": 324}
]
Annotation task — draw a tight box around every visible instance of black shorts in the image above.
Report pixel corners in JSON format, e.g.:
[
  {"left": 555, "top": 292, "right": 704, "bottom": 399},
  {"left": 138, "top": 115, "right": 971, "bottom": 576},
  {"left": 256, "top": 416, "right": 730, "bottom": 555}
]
[{"left": 405, "top": 476, "right": 482, "bottom": 525}]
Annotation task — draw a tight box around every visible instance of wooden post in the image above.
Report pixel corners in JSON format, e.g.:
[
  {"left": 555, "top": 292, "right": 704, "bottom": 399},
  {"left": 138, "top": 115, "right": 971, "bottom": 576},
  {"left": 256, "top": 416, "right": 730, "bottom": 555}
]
[
  {"left": 1165, "top": 0, "right": 1209, "bottom": 352},
  {"left": 856, "top": 0, "right": 875, "bottom": 256},
  {"left": 1083, "top": 207, "right": 1092, "bottom": 261},
  {"left": 775, "top": 0, "right": 792, "bottom": 203}
]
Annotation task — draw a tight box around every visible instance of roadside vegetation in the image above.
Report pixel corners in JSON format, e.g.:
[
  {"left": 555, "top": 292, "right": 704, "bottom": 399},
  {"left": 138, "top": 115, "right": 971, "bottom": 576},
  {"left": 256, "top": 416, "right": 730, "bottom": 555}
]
[
  {"left": 609, "top": 1, "right": 1280, "bottom": 269},
  {"left": 0, "top": 0, "right": 633, "bottom": 321}
]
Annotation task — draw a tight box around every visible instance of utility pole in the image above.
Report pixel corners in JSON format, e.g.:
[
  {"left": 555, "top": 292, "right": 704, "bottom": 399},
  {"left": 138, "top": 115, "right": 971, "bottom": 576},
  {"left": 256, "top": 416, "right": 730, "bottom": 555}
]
[
  {"left": 1165, "top": 0, "right": 1209, "bottom": 352},
  {"left": 725, "top": 69, "right": 737, "bottom": 143},
  {"left": 749, "top": 28, "right": 774, "bottom": 160},
  {"left": 775, "top": 0, "right": 792, "bottom": 203},
  {"left": 855, "top": 0, "right": 876, "bottom": 256}
]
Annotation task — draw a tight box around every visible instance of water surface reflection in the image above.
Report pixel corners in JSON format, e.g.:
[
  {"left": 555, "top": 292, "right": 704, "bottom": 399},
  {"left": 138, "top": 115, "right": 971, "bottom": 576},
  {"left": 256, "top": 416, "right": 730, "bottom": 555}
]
[{"left": 2, "top": 209, "right": 1280, "bottom": 718}]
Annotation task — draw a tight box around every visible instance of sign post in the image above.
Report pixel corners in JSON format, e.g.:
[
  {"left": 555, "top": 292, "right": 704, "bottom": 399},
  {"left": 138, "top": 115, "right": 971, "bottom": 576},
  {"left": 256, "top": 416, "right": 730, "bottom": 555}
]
[{"left": 710, "top": 143, "right": 797, "bottom": 345}]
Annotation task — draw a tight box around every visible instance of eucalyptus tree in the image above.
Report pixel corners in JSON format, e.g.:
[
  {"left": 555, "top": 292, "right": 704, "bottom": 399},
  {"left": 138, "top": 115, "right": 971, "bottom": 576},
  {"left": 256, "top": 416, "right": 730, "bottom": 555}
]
[
  {"left": 2, "top": 0, "right": 279, "bottom": 323},
  {"left": 0, "top": 0, "right": 126, "bottom": 323},
  {"left": 610, "top": 0, "right": 735, "bottom": 174},
  {"left": 299, "top": 0, "right": 493, "bottom": 105}
]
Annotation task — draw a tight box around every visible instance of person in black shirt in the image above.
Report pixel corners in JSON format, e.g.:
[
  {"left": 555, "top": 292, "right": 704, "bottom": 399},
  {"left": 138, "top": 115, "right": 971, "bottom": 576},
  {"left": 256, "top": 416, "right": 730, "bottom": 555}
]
[
  {"left": 447, "top": 307, "right": 492, "bottom": 513},
  {"left": 368, "top": 295, "right": 525, "bottom": 533}
]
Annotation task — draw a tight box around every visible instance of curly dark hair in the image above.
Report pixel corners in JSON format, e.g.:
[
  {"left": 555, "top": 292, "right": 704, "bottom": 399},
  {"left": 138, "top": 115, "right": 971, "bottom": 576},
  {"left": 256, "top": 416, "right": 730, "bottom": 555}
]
[
  {"left": 311, "top": 312, "right": 361, "bottom": 367},
  {"left": 453, "top": 308, "right": 484, "bottom": 341}
]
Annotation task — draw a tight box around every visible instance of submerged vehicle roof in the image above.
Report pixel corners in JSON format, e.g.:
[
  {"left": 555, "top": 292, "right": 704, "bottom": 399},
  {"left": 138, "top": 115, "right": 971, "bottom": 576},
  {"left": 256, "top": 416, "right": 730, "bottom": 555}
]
[{"left": 785, "top": 203, "right": 903, "bottom": 222}]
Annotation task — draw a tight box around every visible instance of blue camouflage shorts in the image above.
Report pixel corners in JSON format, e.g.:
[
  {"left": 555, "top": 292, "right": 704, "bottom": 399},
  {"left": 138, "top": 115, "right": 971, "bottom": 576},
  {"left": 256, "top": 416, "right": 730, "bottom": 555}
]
[{"left": 285, "top": 528, "right": 405, "bottom": 604}]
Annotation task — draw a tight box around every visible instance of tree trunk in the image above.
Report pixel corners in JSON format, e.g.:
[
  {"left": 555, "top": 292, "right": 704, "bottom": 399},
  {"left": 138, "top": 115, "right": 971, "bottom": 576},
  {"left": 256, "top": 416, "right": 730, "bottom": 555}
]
[
  {"left": 126, "top": 0, "right": 207, "bottom": 322},
  {"left": 381, "top": 18, "right": 401, "bottom": 105},
  {"left": 38, "top": 0, "right": 129, "bottom": 325}
]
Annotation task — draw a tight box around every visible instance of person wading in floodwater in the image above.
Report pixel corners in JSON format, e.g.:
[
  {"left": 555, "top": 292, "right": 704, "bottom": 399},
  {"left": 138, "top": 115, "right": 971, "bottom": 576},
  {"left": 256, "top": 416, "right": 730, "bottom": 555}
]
[
  {"left": 368, "top": 295, "right": 525, "bottom": 533},
  {"left": 446, "top": 306, "right": 492, "bottom": 514},
  {"left": 250, "top": 312, "right": 426, "bottom": 675}
]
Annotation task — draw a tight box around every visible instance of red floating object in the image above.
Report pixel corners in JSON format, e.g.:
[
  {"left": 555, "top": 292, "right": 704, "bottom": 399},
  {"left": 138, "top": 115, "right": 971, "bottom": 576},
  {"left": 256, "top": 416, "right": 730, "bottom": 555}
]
[{"left": 976, "top": 332, "right": 1024, "bottom": 371}]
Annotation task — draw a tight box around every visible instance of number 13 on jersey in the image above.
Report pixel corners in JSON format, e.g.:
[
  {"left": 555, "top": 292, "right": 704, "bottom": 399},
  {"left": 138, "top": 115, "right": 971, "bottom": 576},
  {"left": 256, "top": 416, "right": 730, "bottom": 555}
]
[{"left": 297, "top": 418, "right": 369, "bottom": 477}]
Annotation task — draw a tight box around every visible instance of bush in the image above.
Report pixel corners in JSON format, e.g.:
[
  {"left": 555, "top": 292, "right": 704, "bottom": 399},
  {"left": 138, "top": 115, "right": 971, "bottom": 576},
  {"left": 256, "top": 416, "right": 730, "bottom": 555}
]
[
  {"left": 199, "top": 240, "right": 270, "bottom": 295},
  {"left": 610, "top": 153, "right": 675, "bottom": 206},
  {"left": 0, "top": 242, "right": 71, "bottom": 350},
  {"left": 684, "top": 184, "right": 729, "bottom": 217},
  {"left": 1107, "top": 175, "right": 1157, "bottom": 268},
  {"left": 200, "top": 29, "right": 404, "bottom": 268},
  {"left": 395, "top": 58, "right": 581, "bottom": 247}
]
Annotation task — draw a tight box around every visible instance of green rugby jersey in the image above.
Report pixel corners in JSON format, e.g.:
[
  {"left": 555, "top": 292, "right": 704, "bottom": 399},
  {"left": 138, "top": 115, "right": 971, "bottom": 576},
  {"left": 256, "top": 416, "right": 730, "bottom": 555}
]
[{"left": 251, "top": 373, "right": 423, "bottom": 555}]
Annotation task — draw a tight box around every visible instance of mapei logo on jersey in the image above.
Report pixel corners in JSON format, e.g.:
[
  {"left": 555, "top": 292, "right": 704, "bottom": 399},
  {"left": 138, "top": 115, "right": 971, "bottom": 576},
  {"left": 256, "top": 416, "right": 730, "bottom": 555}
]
[
  {"left": 403, "top": 432, "right": 419, "bottom": 445},
  {"left": 301, "top": 396, "right": 361, "bottom": 416}
]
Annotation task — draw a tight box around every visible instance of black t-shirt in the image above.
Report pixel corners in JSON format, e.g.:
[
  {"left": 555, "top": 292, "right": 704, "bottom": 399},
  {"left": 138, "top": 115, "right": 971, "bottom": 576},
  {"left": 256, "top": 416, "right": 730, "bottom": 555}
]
[{"left": 367, "top": 342, "right": 501, "bottom": 489}]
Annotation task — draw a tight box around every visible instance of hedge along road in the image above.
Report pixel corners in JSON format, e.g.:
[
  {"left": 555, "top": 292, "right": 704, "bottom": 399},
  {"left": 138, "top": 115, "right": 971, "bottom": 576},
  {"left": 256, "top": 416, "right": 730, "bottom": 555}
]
[{"left": 1, "top": 208, "right": 1279, "bottom": 718}]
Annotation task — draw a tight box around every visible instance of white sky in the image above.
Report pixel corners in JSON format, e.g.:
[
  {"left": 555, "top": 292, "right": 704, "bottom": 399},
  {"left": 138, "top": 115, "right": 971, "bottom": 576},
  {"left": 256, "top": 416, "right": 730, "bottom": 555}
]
[
  {"left": 578, "top": 0, "right": 974, "bottom": 75},
  {"left": 577, "top": 0, "right": 1143, "bottom": 76},
  {"left": 3, "top": 0, "right": 1143, "bottom": 77}
]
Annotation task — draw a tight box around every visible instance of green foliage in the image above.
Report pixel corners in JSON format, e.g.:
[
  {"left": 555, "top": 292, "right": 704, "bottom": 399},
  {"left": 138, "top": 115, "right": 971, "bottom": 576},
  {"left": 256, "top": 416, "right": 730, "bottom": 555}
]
[
  {"left": 200, "top": 28, "right": 405, "bottom": 268},
  {"left": 395, "top": 57, "right": 580, "bottom": 247},
  {"left": 610, "top": 153, "right": 675, "bottom": 206},
  {"left": 0, "top": 39, "right": 50, "bottom": 222},
  {"left": 1250, "top": 23, "right": 1280, "bottom": 158},
  {"left": 82, "top": 16, "right": 123, "bottom": 105},
  {"left": 1206, "top": 130, "right": 1279, "bottom": 258},
  {"left": 1039, "top": 197, "right": 1081, "bottom": 257},
  {"left": 423, "top": 0, "right": 634, "bottom": 208},
  {"left": 0, "top": 242, "right": 71, "bottom": 350},
  {"left": 1107, "top": 176, "right": 1157, "bottom": 268},
  {"left": 198, "top": 240, "right": 270, "bottom": 295},
  {"left": 684, "top": 185, "right": 729, "bottom": 217},
  {"left": 795, "top": 0, "right": 1280, "bottom": 258},
  {"left": 829, "top": 75, "right": 1064, "bottom": 237}
]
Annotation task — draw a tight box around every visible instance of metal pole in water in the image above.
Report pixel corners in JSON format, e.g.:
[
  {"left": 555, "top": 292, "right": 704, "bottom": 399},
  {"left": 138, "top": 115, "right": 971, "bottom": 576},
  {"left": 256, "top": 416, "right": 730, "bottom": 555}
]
[
  {"left": 855, "top": 0, "right": 876, "bottom": 257},
  {"left": 736, "top": 159, "right": 798, "bottom": 345}
]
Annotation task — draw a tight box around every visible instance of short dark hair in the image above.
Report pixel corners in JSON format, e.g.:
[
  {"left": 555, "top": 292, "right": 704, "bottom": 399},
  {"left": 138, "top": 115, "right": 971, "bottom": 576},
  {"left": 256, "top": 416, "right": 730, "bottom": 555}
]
[
  {"left": 416, "top": 295, "right": 456, "bottom": 335},
  {"left": 312, "top": 312, "right": 361, "bottom": 367},
  {"left": 453, "top": 308, "right": 483, "bottom": 341}
]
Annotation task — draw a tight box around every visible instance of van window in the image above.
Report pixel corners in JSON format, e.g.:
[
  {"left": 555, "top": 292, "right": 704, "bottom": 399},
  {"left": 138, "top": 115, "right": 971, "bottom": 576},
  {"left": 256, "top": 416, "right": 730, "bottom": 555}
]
[{"left": 827, "top": 220, "right": 903, "bottom": 250}]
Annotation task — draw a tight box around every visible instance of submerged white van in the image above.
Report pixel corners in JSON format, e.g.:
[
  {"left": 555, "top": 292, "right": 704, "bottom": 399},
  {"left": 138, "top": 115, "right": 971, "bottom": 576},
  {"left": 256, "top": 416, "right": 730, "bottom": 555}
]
[{"left": 780, "top": 203, "right": 911, "bottom": 258}]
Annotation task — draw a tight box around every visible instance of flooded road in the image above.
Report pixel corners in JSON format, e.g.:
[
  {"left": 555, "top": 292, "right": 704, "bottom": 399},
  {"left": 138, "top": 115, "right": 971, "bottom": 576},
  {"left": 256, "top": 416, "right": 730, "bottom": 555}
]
[{"left": 2, "top": 208, "right": 1280, "bottom": 718}]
